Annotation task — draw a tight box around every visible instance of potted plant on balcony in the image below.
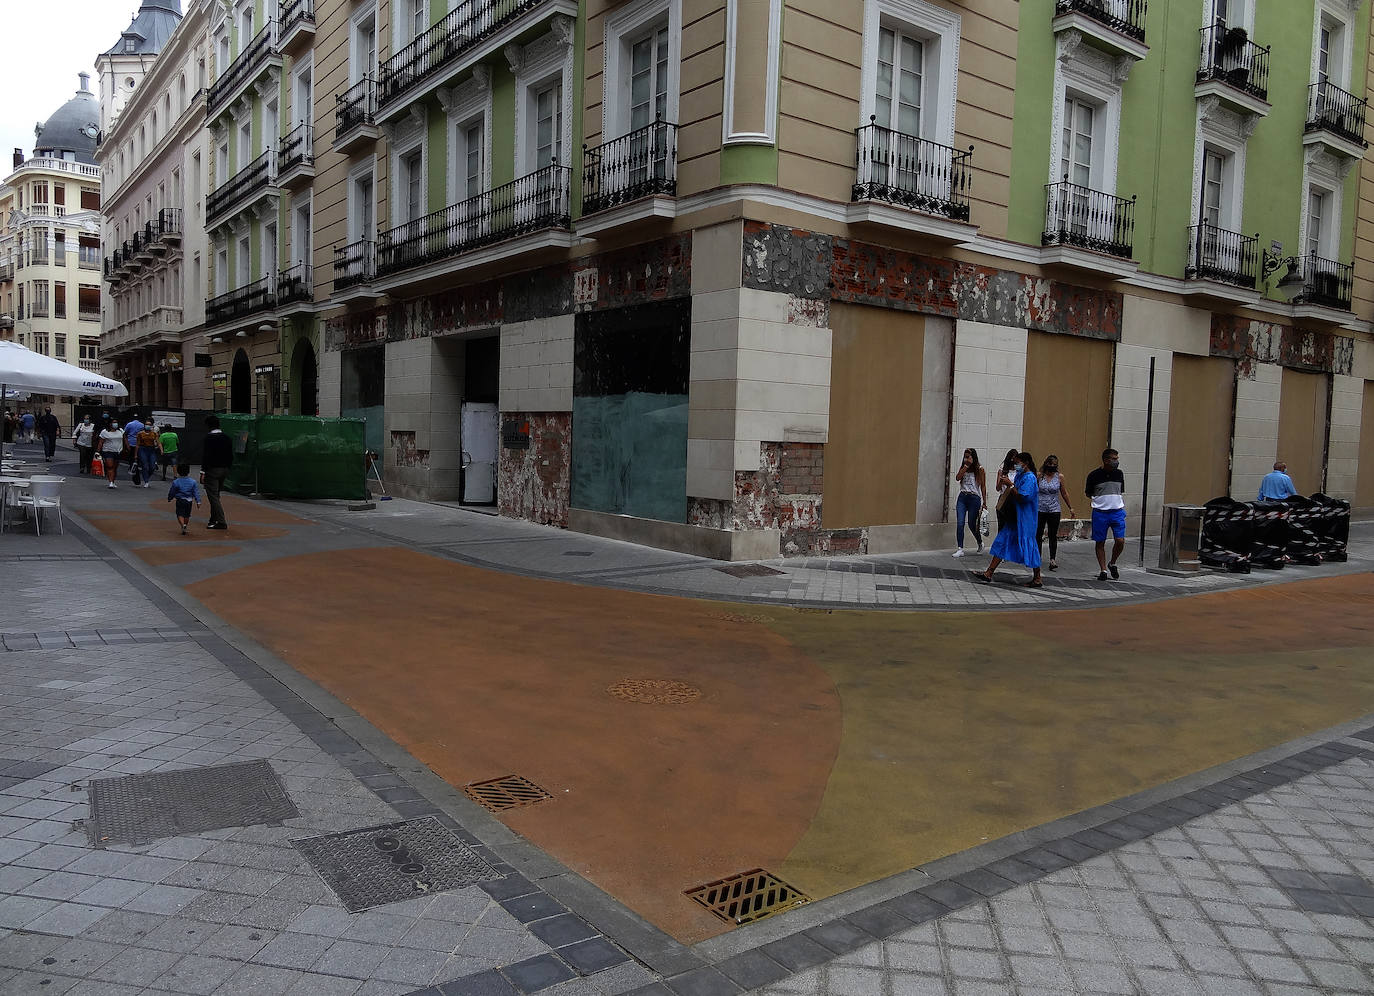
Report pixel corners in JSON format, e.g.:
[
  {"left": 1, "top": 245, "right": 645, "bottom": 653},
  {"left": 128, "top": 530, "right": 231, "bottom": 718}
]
[{"left": 1220, "top": 26, "right": 1250, "bottom": 86}]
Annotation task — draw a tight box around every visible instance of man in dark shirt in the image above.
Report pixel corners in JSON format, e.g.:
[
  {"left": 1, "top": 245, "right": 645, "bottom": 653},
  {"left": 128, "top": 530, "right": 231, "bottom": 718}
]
[
  {"left": 1085, "top": 447, "right": 1126, "bottom": 581},
  {"left": 201, "top": 415, "right": 234, "bottom": 530},
  {"left": 37, "top": 408, "right": 60, "bottom": 462}
]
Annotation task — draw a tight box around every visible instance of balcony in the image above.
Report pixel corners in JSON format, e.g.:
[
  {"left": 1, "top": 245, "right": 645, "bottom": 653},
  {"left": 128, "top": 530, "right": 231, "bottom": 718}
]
[
  {"left": 335, "top": 77, "right": 380, "bottom": 153},
  {"left": 333, "top": 240, "right": 377, "bottom": 298},
  {"left": 135, "top": 225, "right": 157, "bottom": 261},
  {"left": 1287, "top": 254, "right": 1353, "bottom": 321},
  {"left": 276, "top": 263, "right": 314, "bottom": 313},
  {"left": 1052, "top": 0, "right": 1148, "bottom": 63},
  {"left": 156, "top": 208, "right": 183, "bottom": 250},
  {"left": 79, "top": 253, "right": 100, "bottom": 271},
  {"left": 104, "top": 254, "right": 123, "bottom": 284},
  {"left": 848, "top": 121, "right": 976, "bottom": 243},
  {"left": 376, "top": 0, "right": 576, "bottom": 123},
  {"left": 207, "top": 276, "right": 277, "bottom": 328},
  {"left": 579, "top": 120, "right": 678, "bottom": 236},
  {"left": 1304, "top": 81, "right": 1368, "bottom": 161},
  {"left": 0, "top": 262, "right": 12, "bottom": 282},
  {"left": 1183, "top": 223, "right": 1260, "bottom": 301},
  {"left": 205, "top": 150, "right": 278, "bottom": 228},
  {"left": 375, "top": 164, "right": 572, "bottom": 283},
  {"left": 207, "top": 20, "right": 282, "bottom": 121},
  {"left": 277, "top": 123, "right": 315, "bottom": 189},
  {"left": 79, "top": 305, "right": 101, "bottom": 323},
  {"left": 121, "top": 239, "right": 143, "bottom": 274},
  {"left": 0, "top": 315, "right": 12, "bottom": 331},
  {"left": 1041, "top": 180, "right": 1137, "bottom": 276},
  {"left": 279, "top": 0, "right": 315, "bottom": 53},
  {"left": 1196, "top": 21, "right": 1271, "bottom": 117}
]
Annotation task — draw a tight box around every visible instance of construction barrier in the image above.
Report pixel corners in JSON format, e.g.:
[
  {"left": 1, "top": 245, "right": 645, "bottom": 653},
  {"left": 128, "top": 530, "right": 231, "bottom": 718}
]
[
  {"left": 1200, "top": 493, "right": 1351, "bottom": 571},
  {"left": 217, "top": 414, "right": 367, "bottom": 500}
]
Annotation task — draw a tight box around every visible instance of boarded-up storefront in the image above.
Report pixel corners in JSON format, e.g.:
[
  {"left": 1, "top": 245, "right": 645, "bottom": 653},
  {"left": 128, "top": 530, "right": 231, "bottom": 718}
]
[
  {"left": 1278, "top": 368, "right": 1329, "bottom": 496},
  {"left": 1165, "top": 355, "right": 1234, "bottom": 504},
  {"left": 1359, "top": 381, "right": 1374, "bottom": 508},
  {"left": 822, "top": 303, "right": 923, "bottom": 528},
  {"left": 1021, "top": 332, "right": 1113, "bottom": 491}
]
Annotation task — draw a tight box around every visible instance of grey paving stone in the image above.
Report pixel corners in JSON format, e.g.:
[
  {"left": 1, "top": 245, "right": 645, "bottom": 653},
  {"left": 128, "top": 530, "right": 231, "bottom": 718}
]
[
  {"left": 526, "top": 914, "right": 597, "bottom": 949},
  {"left": 715, "top": 949, "right": 788, "bottom": 990},
  {"left": 556, "top": 935, "right": 628, "bottom": 975},
  {"left": 662, "top": 966, "right": 740, "bottom": 996},
  {"left": 759, "top": 934, "right": 832, "bottom": 973},
  {"left": 438, "top": 969, "right": 521, "bottom": 994}
]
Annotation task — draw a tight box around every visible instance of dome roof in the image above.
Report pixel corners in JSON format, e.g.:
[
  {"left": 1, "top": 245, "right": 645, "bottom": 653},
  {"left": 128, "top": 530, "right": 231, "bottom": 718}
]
[
  {"left": 104, "top": 0, "right": 183, "bottom": 57},
  {"left": 33, "top": 76, "right": 100, "bottom": 165}
]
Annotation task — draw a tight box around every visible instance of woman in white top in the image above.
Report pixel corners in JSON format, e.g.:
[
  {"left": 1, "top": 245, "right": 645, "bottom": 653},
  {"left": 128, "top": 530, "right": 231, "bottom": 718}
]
[
  {"left": 1035, "top": 454, "right": 1075, "bottom": 571},
  {"left": 951, "top": 448, "right": 987, "bottom": 557},
  {"left": 97, "top": 421, "right": 124, "bottom": 489},
  {"left": 71, "top": 415, "right": 97, "bottom": 476}
]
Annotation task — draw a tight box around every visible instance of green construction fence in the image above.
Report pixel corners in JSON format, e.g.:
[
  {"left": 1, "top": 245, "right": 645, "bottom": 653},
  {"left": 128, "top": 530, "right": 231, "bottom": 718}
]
[{"left": 217, "top": 415, "right": 368, "bottom": 500}]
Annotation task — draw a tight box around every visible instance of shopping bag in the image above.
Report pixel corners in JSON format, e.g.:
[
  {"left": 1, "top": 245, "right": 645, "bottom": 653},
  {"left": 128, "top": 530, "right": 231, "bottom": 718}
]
[
  {"left": 979, "top": 508, "right": 990, "bottom": 537},
  {"left": 91, "top": 453, "right": 103, "bottom": 476}
]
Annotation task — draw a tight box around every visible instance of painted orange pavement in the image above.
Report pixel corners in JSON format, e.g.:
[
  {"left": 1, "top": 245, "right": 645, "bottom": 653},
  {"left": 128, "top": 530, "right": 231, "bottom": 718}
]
[
  {"left": 188, "top": 547, "right": 843, "bottom": 943},
  {"left": 78, "top": 515, "right": 288, "bottom": 543},
  {"left": 78, "top": 488, "right": 1374, "bottom": 947}
]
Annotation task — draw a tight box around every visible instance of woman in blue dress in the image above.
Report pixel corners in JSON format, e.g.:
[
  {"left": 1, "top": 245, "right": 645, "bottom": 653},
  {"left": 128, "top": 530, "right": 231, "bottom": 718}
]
[{"left": 972, "top": 451, "right": 1044, "bottom": 587}]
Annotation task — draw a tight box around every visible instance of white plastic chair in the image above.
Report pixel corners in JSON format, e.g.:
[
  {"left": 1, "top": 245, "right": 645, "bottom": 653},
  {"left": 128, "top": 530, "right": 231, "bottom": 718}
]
[{"left": 18, "top": 476, "right": 64, "bottom": 535}]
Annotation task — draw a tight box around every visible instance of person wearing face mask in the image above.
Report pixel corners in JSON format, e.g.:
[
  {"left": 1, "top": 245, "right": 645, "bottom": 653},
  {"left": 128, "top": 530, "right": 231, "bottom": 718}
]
[
  {"left": 994, "top": 447, "right": 1020, "bottom": 532},
  {"left": 973, "top": 451, "right": 1043, "bottom": 587},
  {"left": 1086, "top": 447, "right": 1126, "bottom": 581},
  {"left": 1036, "top": 455, "right": 1075, "bottom": 571},
  {"left": 951, "top": 447, "right": 987, "bottom": 558},
  {"left": 72, "top": 414, "right": 96, "bottom": 475}
]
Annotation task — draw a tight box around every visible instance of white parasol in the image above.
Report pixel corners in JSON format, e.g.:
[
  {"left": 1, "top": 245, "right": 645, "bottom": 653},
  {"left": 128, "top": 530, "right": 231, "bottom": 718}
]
[{"left": 0, "top": 340, "right": 127, "bottom": 400}]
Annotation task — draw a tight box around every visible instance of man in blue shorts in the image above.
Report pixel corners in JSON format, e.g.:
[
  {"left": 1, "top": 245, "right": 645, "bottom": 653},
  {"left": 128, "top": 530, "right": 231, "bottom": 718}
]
[{"left": 1085, "top": 447, "right": 1126, "bottom": 581}]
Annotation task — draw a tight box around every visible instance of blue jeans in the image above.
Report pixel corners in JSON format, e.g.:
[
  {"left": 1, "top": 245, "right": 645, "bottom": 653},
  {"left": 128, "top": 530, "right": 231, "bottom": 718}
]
[
  {"left": 137, "top": 446, "right": 158, "bottom": 484},
  {"left": 956, "top": 492, "right": 983, "bottom": 549}
]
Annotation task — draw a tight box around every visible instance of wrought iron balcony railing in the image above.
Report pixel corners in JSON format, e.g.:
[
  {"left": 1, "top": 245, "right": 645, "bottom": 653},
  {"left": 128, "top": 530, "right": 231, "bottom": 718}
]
[
  {"left": 277, "top": 262, "right": 313, "bottom": 305},
  {"left": 377, "top": 163, "right": 571, "bottom": 278},
  {"left": 279, "top": 122, "right": 315, "bottom": 176},
  {"left": 1054, "top": 0, "right": 1146, "bottom": 43},
  {"left": 0, "top": 262, "right": 12, "bottom": 282},
  {"left": 336, "top": 77, "right": 377, "bottom": 138},
  {"left": 206, "top": 150, "right": 276, "bottom": 223},
  {"left": 334, "top": 240, "right": 376, "bottom": 291},
  {"left": 853, "top": 120, "right": 973, "bottom": 222},
  {"left": 207, "top": 275, "right": 277, "bottom": 326},
  {"left": 1042, "top": 180, "right": 1136, "bottom": 259},
  {"left": 280, "top": 0, "right": 314, "bottom": 40},
  {"left": 1186, "top": 222, "right": 1258, "bottom": 288},
  {"left": 156, "top": 207, "right": 183, "bottom": 241},
  {"left": 1291, "top": 254, "right": 1353, "bottom": 310},
  {"left": 208, "top": 20, "right": 279, "bottom": 116},
  {"left": 582, "top": 119, "right": 678, "bottom": 215},
  {"left": 1306, "top": 81, "right": 1368, "bottom": 148},
  {"left": 1197, "top": 20, "right": 1270, "bottom": 102},
  {"left": 378, "top": 0, "right": 552, "bottom": 115}
]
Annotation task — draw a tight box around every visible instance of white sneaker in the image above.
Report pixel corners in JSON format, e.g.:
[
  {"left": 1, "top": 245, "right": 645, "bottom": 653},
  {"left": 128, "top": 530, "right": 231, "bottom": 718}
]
[
  {"left": 107, "top": 482, "right": 116, "bottom": 489},
  {"left": 952, "top": 548, "right": 965, "bottom": 558}
]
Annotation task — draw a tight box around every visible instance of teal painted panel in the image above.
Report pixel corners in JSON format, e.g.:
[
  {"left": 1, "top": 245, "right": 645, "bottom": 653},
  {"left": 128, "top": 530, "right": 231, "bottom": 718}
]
[{"left": 571, "top": 393, "right": 688, "bottom": 523}]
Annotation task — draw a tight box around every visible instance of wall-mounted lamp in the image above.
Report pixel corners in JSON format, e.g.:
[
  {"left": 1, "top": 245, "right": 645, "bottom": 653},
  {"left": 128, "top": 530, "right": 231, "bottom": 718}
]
[{"left": 1261, "top": 248, "right": 1305, "bottom": 303}]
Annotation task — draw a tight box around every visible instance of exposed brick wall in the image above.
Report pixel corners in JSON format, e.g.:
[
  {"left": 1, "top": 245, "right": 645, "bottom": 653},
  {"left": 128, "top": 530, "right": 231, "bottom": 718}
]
[
  {"left": 498, "top": 413, "right": 571, "bottom": 528},
  {"left": 1210, "top": 314, "right": 1355, "bottom": 377},
  {"left": 777, "top": 442, "right": 824, "bottom": 496}
]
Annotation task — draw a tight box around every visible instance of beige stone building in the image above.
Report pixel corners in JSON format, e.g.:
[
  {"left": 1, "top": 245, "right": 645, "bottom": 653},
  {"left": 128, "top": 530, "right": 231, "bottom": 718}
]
[
  {"left": 98, "top": 0, "right": 213, "bottom": 410},
  {"left": 211, "top": 0, "right": 1374, "bottom": 555},
  {"left": 0, "top": 79, "right": 105, "bottom": 385}
]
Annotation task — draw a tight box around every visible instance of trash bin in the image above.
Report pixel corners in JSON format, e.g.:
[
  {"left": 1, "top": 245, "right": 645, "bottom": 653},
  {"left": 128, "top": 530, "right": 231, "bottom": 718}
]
[
  {"left": 1200, "top": 497, "right": 1253, "bottom": 573},
  {"left": 1159, "top": 503, "right": 1205, "bottom": 572},
  {"left": 1307, "top": 493, "right": 1351, "bottom": 562}
]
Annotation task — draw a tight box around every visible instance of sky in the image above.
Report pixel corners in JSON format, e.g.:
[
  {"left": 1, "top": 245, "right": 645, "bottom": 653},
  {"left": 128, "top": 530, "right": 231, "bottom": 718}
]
[{"left": 0, "top": 1, "right": 144, "bottom": 171}]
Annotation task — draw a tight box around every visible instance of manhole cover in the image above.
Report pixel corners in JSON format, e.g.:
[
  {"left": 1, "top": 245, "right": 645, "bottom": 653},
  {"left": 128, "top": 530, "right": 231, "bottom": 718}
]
[
  {"left": 464, "top": 775, "right": 553, "bottom": 813},
  {"left": 607, "top": 679, "right": 702, "bottom": 705},
  {"left": 293, "top": 816, "right": 502, "bottom": 913},
  {"left": 716, "top": 564, "right": 786, "bottom": 578},
  {"left": 686, "top": 868, "right": 810, "bottom": 925},
  {"left": 86, "top": 759, "right": 297, "bottom": 847}
]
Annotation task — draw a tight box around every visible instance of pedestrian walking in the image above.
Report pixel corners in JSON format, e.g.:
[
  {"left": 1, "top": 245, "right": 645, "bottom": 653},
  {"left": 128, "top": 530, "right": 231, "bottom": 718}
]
[
  {"left": 1086, "top": 447, "right": 1126, "bottom": 581},
  {"left": 201, "top": 415, "right": 233, "bottom": 530},
  {"left": 1036, "top": 455, "right": 1075, "bottom": 571},
  {"left": 121, "top": 412, "right": 144, "bottom": 480},
  {"left": 19, "top": 410, "right": 34, "bottom": 444},
  {"left": 951, "top": 447, "right": 987, "bottom": 558},
  {"left": 135, "top": 422, "right": 161, "bottom": 489},
  {"left": 994, "top": 448, "right": 1020, "bottom": 531},
  {"left": 98, "top": 421, "right": 124, "bottom": 489},
  {"left": 974, "top": 451, "right": 1043, "bottom": 587},
  {"left": 158, "top": 424, "right": 180, "bottom": 481},
  {"left": 37, "top": 407, "right": 60, "bottom": 462},
  {"left": 2, "top": 410, "right": 14, "bottom": 445},
  {"left": 72, "top": 414, "right": 96, "bottom": 474},
  {"left": 166, "top": 464, "right": 201, "bottom": 535}
]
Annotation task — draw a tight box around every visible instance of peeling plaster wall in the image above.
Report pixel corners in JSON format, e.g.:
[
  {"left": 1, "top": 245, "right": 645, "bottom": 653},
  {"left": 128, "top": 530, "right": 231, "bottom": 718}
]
[
  {"left": 1328, "top": 375, "right": 1364, "bottom": 502},
  {"left": 1209, "top": 315, "right": 1356, "bottom": 377},
  {"left": 499, "top": 413, "right": 572, "bottom": 527},
  {"left": 1230, "top": 362, "right": 1283, "bottom": 501}
]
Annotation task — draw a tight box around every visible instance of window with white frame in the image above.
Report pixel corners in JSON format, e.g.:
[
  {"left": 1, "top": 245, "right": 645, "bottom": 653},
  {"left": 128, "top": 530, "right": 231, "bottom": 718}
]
[
  {"left": 401, "top": 148, "right": 424, "bottom": 223},
  {"left": 533, "top": 82, "right": 563, "bottom": 170},
  {"left": 1060, "top": 94, "right": 1099, "bottom": 189},
  {"left": 348, "top": 163, "right": 375, "bottom": 245},
  {"left": 1313, "top": 2, "right": 1352, "bottom": 91},
  {"left": 397, "top": 0, "right": 427, "bottom": 48},
  {"left": 461, "top": 120, "right": 484, "bottom": 201},
  {"left": 236, "top": 235, "right": 250, "bottom": 288},
  {"left": 512, "top": 22, "right": 574, "bottom": 180},
  {"left": 351, "top": 7, "right": 378, "bottom": 84},
  {"left": 216, "top": 244, "right": 228, "bottom": 294},
  {"left": 264, "top": 221, "right": 279, "bottom": 282},
  {"left": 238, "top": 120, "right": 252, "bottom": 171},
  {"left": 293, "top": 58, "right": 313, "bottom": 125},
  {"left": 239, "top": 5, "right": 254, "bottom": 49},
  {"left": 603, "top": 0, "right": 681, "bottom": 140},
  {"left": 292, "top": 194, "right": 311, "bottom": 265},
  {"left": 1306, "top": 186, "right": 1332, "bottom": 258}
]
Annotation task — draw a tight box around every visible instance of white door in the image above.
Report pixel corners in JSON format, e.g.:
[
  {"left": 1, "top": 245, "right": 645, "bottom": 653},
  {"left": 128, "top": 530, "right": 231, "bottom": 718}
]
[{"left": 461, "top": 402, "right": 499, "bottom": 503}]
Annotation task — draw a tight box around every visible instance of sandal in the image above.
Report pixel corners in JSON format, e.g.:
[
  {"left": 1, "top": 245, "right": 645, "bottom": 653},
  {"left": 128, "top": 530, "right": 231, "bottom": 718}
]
[
  {"left": 1025, "top": 579, "right": 1043, "bottom": 588},
  {"left": 971, "top": 571, "right": 993, "bottom": 584}
]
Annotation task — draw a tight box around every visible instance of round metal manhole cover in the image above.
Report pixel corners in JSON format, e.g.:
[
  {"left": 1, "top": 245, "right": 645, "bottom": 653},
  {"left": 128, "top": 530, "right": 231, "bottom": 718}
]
[{"left": 607, "top": 679, "right": 702, "bottom": 706}]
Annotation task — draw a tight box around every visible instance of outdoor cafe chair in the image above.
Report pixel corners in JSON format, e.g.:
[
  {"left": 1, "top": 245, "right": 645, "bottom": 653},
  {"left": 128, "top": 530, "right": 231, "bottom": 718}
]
[{"left": 17, "top": 476, "right": 64, "bottom": 535}]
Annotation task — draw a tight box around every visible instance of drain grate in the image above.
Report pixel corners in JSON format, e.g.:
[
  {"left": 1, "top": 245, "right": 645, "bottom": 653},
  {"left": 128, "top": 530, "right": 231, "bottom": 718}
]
[
  {"left": 715, "top": 563, "right": 785, "bottom": 579},
  {"left": 686, "top": 868, "right": 810, "bottom": 925},
  {"left": 464, "top": 775, "right": 553, "bottom": 813},
  {"left": 86, "top": 759, "right": 297, "bottom": 847},
  {"left": 562, "top": 550, "right": 595, "bottom": 557},
  {"left": 294, "top": 816, "right": 502, "bottom": 913},
  {"left": 607, "top": 679, "right": 702, "bottom": 706}
]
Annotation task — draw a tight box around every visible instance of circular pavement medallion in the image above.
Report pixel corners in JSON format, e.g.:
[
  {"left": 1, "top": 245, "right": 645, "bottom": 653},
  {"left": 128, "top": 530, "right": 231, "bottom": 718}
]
[{"left": 606, "top": 678, "right": 703, "bottom": 706}]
